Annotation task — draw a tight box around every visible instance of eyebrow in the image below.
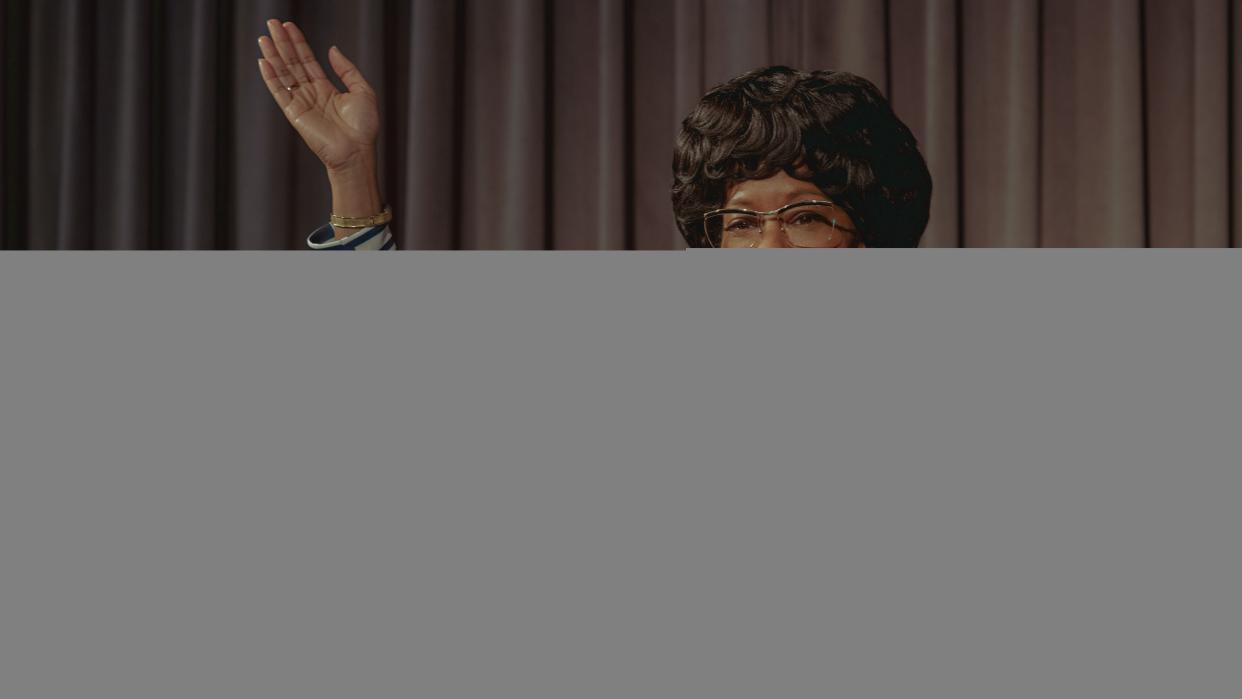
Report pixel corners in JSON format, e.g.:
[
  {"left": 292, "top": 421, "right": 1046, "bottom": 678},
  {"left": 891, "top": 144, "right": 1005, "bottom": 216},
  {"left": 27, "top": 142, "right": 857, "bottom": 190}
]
[{"left": 726, "top": 192, "right": 830, "bottom": 209}]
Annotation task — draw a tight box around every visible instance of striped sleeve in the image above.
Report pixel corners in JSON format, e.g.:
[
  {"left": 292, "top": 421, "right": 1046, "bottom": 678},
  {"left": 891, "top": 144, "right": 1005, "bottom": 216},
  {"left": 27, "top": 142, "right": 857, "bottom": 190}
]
[{"left": 307, "top": 223, "right": 397, "bottom": 251}]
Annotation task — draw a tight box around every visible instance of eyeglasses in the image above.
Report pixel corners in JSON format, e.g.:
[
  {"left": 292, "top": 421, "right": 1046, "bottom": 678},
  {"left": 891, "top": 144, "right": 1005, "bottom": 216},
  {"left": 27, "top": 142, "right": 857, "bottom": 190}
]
[{"left": 702, "top": 200, "right": 857, "bottom": 248}]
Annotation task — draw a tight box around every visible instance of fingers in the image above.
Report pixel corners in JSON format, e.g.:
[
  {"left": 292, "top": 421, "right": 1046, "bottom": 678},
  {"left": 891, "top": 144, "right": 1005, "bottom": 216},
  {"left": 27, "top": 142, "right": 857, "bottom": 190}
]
[
  {"left": 280, "top": 21, "right": 331, "bottom": 84},
  {"left": 266, "top": 19, "right": 311, "bottom": 86},
  {"left": 257, "top": 58, "right": 294, "bottom": 112},
  {"left": 258, "top": 35, "right": 297, "bottom": 90},
  {"left": 328, "top": 45, "right": 374, "bottom": 95}
]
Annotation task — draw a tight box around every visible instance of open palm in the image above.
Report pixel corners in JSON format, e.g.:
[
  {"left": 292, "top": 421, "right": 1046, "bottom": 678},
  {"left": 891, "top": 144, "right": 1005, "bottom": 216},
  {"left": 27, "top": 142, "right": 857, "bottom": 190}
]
[{"left": 257, "top": 20, "right": 379, "bottom": 172}]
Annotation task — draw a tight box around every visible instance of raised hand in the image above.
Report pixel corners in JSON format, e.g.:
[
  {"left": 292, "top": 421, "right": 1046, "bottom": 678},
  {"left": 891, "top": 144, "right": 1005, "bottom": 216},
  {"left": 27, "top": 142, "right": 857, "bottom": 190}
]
[{"left": 257, "top": 19, "right": 379, "bottom": 174}]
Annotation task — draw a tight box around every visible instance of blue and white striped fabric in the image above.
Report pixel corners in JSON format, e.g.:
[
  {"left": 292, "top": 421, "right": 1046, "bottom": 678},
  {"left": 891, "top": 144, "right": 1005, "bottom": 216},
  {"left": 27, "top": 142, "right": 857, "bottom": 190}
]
[{"left": 307, "top": 223, "right": 397, "bottom": 251}]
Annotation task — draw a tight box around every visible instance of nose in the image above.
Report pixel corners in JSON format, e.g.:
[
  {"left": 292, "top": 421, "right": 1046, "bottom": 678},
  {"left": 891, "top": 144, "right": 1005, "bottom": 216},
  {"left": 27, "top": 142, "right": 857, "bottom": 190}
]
[{"left": 756, "top": 217, "right": 790, "bottom": 248}]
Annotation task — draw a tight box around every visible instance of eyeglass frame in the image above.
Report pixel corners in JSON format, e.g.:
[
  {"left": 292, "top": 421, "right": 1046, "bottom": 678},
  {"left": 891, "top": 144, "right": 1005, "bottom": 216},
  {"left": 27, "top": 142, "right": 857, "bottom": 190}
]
[{"left": 700, "top": 200, "right": 860, "bottom": 248}]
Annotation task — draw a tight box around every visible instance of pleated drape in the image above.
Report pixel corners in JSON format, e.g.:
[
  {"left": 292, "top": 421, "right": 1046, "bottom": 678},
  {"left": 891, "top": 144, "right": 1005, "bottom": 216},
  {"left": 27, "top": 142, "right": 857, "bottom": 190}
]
[{"left": 2, "top": 0, "right": 1239, "bottom": 249}]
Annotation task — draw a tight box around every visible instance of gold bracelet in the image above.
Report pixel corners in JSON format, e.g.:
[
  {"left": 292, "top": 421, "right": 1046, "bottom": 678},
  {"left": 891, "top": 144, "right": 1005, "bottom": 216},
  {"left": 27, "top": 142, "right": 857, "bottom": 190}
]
[{"left": 330, "top": 205, "right": 393, "bottom": 230}]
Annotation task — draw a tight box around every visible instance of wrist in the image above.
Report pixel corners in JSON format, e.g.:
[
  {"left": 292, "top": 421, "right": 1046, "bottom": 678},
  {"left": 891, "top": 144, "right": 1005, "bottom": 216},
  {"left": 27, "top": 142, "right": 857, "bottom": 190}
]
[
  {"left": 326, "top": 151, "right": 378, "bottom": 186},
  {"left": 327, "top": 153, "right": 384, "bottom": 226}
]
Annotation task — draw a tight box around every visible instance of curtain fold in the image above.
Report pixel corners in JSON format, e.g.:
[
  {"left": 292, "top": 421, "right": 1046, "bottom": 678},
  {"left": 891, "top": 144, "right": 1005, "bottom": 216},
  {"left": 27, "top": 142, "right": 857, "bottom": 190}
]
[
  {"left": 399, "top": 0, "right": 458, "bottom": 250},
  {"left": 962, "top": 0, "right": 1041, "bottom": 248},
  {"left": 1235, "top": 0, "right": 1242, "bottom": 247},
  {"left": 890, "top": 0, "right": 959, "bottom": 248},
  {"left": 1146, "top": 0, "right": 1230, "bottom": 247},
  {"left": 552, "top": 0, "right": 628, "bottom": 250},
  {"left": 1, "top": 0, "right": 1238, "bottom": 249},
  {"left": 1042, "top": 0, "right": 1145, "bottom": 248},
  {"left": 171, "top": 0, "right": 225, "bottom": 250}
]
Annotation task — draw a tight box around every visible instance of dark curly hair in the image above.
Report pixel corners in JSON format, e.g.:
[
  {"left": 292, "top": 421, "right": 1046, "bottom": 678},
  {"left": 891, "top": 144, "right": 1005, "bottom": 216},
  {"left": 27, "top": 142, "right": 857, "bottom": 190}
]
[{"left": 672, "top": 66, "right": 933, "bottom": 248}]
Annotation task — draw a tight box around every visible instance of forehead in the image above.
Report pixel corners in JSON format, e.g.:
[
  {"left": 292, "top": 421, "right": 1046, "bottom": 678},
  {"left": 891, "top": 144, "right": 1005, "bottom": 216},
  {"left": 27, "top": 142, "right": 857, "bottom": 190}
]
[{"left": 724, "top": 168, "right": 826, "bottom": 208}]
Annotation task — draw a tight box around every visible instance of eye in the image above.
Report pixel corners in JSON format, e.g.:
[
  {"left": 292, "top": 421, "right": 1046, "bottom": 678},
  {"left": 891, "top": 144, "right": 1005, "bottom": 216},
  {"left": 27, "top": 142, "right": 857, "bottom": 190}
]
[
  {"left": 789, "top": 212, "right": 829, "bottom": 226},
  {"left": 725, "top": 218, "right": 759, "bottom": 231}
]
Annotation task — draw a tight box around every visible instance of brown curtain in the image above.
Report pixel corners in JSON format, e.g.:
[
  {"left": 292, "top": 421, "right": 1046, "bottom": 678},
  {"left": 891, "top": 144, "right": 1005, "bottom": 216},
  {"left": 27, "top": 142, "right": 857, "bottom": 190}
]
[{"left": 2, "top": 0, "right": 1239, "bottom": 249}]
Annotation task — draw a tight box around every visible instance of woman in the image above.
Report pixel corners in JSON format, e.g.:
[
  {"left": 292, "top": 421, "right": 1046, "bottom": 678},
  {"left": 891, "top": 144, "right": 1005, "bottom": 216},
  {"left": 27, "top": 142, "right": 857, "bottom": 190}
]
[{"left": 256, "top": 19, "right": 931, "bottom": 250}]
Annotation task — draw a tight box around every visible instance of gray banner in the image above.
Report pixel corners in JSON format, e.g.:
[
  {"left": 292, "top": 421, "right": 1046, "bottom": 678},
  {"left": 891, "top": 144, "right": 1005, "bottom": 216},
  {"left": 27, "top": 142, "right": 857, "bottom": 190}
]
[{"left": 1, "top": 251, "right": 1239, "bottom": 699}]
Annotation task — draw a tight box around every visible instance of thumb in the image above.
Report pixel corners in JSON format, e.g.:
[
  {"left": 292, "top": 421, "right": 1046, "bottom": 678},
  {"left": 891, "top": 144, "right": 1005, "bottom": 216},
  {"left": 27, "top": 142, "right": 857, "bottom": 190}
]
[{"left": 329, "top": 46, "right": 374, "bottom": 95}]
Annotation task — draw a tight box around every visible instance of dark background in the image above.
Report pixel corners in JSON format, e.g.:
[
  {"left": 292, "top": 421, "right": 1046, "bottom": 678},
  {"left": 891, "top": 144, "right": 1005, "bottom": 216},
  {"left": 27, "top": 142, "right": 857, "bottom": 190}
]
[{"left": 2, "top": 0, "right": 1240, "bottom": 249}]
